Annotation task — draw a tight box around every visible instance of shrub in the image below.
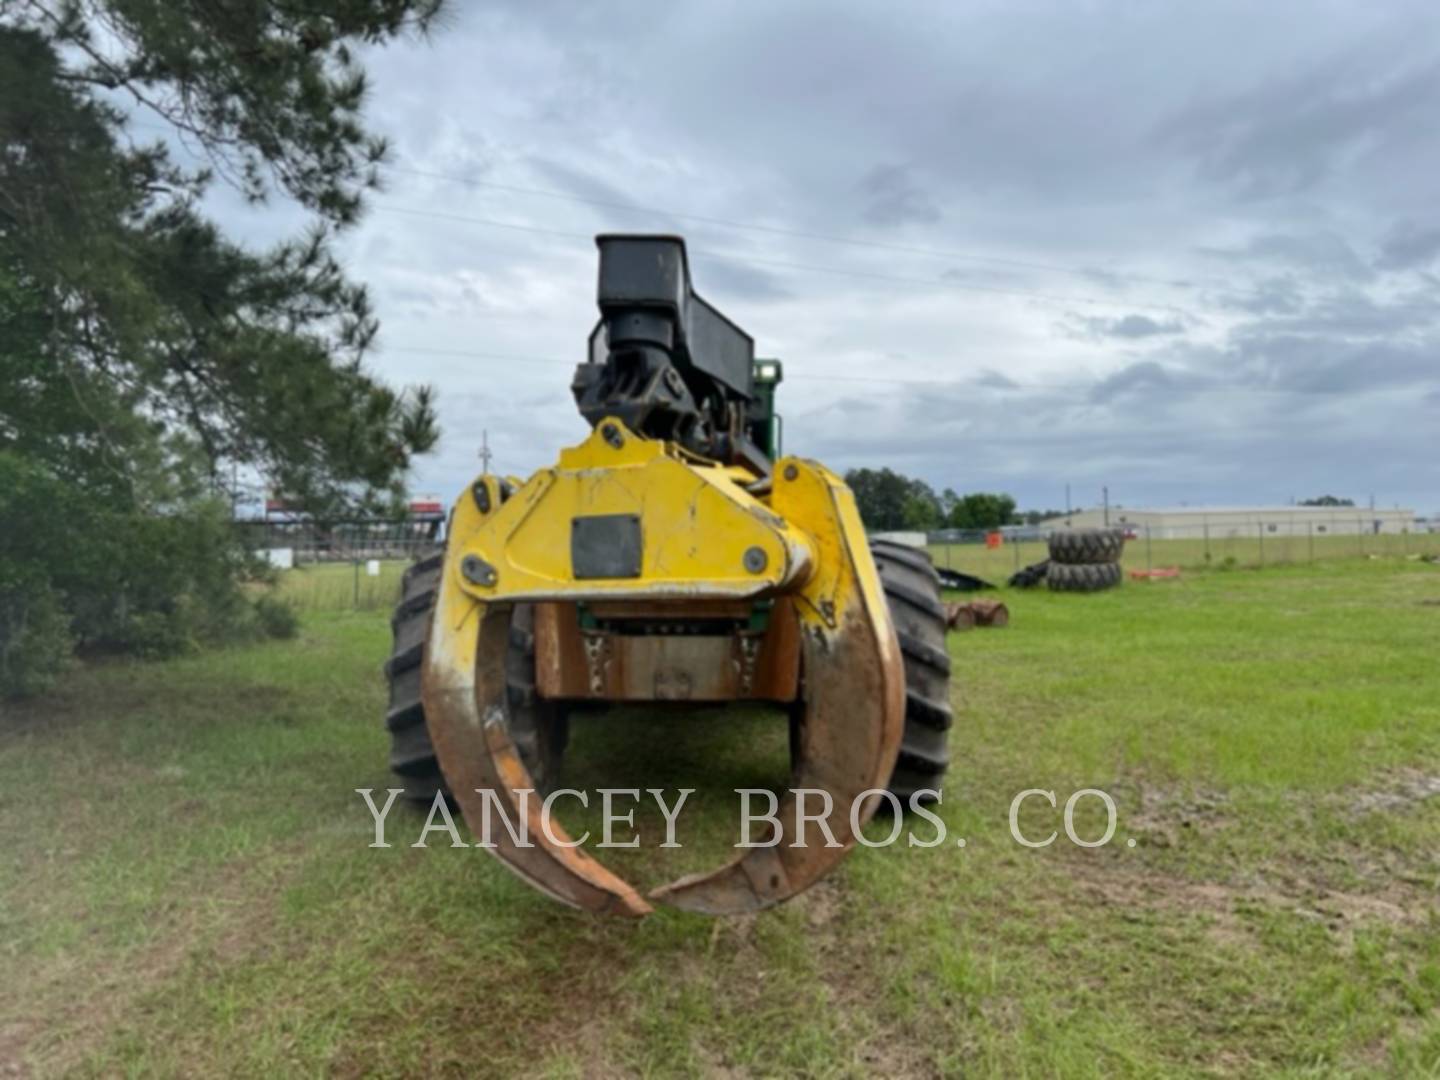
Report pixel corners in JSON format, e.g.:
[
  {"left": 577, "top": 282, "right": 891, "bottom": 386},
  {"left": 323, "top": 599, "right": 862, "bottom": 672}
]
[
  {"left": 253, "top": 595, "right": 299, "bottom": 640},
  {"left": 0, "top": 571, "right": 71, "bottom": 698},
  {"left": 0, "top": 452, "right": 297, "bottom": 697}
]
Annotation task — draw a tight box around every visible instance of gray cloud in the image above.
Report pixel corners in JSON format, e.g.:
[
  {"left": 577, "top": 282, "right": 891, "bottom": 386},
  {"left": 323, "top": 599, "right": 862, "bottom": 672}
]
[
  {"left": 974, "top": 369, "right": 1019, "bottom": 390},
  {"left": 204, "top": 0, "right": 1440, "bottom": 515},
  {"left": 1216, "top": 276, "right": 1306, "bottom": 316},
  {"left": 1088, "top": 361, "right": 1185, "bottom": 403},
  {"left": 1376, "top": 220, "right": 1440, "bottom": 271},
  {"left": 1203, "top": 232, "right": 1374, "bottom": 283},
  {"left": 689, "top": 254, "right": 792, "bottom": 303},
  {"left": 1156, "top": 53, "right": 1440, "bottom": 200},
  {"left": 1249, "top": 287, "right": 1440, "bottom": 338},
  {"left": 857, "top": 164, "right": 941, "bottom": 227},
  {"left": 1067, "top": 313, "right": 1188, "bottom": 340}
]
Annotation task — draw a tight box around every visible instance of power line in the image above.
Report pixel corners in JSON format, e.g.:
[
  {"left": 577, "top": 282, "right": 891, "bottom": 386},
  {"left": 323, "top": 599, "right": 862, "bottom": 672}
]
[
  {"left": 390, "top": 345, "right": 1038, "bottom": 386},
  {"left": 119, "top": 113, "right": 1334, "bottom": 318},
  {"left": 383, "top": 344, "right": 1370, "bottom": 395},
  {"left": 388, "top": 165, "right": 1203, "bottom": 291},
  {"left": 374, "top": 204, "right": 1191, "bottom": 315},
  {"left": 119, "top": 115, "right": 1287, "bottom": 314}
]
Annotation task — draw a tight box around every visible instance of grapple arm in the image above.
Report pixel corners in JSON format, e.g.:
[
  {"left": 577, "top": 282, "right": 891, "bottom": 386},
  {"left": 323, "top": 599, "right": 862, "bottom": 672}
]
[{"left": 420, "top": 419, "right": 904, "bottom": 915}]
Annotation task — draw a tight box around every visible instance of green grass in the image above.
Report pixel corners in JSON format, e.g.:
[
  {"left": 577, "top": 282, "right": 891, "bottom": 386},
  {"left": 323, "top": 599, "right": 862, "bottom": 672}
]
[{"left": 4, "top": 559, "right": 1440, "bottom": 1076}]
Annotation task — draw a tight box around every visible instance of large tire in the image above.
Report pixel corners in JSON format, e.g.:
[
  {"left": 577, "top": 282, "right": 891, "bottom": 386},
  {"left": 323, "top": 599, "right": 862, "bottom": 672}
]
[
  {"left": 1046, "top": 561, "right": 1123, "bottom": 593},
  {"left": 1047, "top": 528, "right": 1124, "bottom": 565},
  {"left": 870, "top": 540, "right": 954, "bottom": 803},
  {"left": 382, "top": 555, "right": 567, "bottom": 801}
]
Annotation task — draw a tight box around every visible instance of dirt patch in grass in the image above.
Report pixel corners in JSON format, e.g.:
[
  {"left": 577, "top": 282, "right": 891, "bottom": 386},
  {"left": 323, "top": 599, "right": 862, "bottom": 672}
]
[
  {"left": 1060, "top": 834, "right": 1428, "bottom": 966},
  {"left": 1348, "top": 769, "right": 1440, "bottom": 816},
  {"left": 791, "top": 876, "right": 845, "bottom": 931},
  {"left": 1127, "top": 783, "right": 1232, "bottom": 848},
  {"left": 1059, "top": 772, "right": 1438, "bottom": 955},
  {"left": 0, "top": 1020, "right": 36, "bottom": 1078}
]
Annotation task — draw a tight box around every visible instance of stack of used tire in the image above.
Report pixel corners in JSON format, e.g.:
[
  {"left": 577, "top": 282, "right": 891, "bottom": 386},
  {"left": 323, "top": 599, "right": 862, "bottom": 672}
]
[{"left": 1045, "top": 528, "right": 1125, "bottom": 593}]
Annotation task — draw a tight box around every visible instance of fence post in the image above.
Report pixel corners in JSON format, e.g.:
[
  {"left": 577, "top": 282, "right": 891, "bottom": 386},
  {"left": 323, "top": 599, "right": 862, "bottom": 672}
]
[
  {"left": 1013, "top": 538, "right": 1021, "bottom": 572},
  {"left": 1258, "top": 522, "right": 1265, "bottom": 566},
  {"left": 1146, "top": 525, "right": 1153, "bottom": 572},
  {"left": 353, "top": 558, "right": 360, "bottom": 609},
  {"left": 1203, "top": 522, "right": 1210, "bottom": 563},
  {"left": 1308, "top": 522, "right": 1315, "bottom": 562}
]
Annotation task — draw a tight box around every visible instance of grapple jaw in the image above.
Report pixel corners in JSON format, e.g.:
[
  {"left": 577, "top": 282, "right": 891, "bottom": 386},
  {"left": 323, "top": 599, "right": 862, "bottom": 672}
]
[
  {"left": 421, "top": 595, "right": 652, "bottom": 916},
  {"left": 420, "top": 419, "right": 904, "bottom": 916}
]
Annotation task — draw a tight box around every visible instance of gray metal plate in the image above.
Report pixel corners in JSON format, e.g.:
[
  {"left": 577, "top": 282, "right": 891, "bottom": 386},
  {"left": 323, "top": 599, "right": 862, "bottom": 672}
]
[{"left": 571, "top": 514, "right": 643, "bottom": 579}]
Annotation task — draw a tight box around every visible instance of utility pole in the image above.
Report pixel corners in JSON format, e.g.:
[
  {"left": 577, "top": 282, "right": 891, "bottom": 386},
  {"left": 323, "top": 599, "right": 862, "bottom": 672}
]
[
  {"left": 478, "top": 429, "right": 493, "bottom": 475},
  {"left": 1102, "top": 485, "right": 1110, "bottom": 527}
]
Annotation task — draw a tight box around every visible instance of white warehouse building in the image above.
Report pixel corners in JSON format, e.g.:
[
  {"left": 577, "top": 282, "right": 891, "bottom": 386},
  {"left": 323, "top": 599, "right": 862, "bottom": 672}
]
[{"left": 1043, "top": 506, "right": 1416, "bottom": 539}]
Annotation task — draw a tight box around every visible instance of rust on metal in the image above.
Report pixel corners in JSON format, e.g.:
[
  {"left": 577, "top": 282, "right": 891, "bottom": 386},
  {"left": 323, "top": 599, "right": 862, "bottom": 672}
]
[
  {"left": 649, "top": 603, "right": 903, "bottom": 914},
  {"left": 648, "top": 463, "right": 905, "bottom": 915},
  {"left": 422, "top": 597, "right": 653, "bottom": 917},
  {"left": 534, "top": 598, "right": 800, "bottom": 703},
  {"left": 945, "top": 598, "right": 1010, "bottom": 630},
  {"left": 1129, "top": 566, "right": 1181, "bottom": 580}
]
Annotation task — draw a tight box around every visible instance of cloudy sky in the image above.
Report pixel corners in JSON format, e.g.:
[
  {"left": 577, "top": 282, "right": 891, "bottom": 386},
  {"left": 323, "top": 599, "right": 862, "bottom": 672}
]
[{"left": 233, "top": 1, "right": 1440, "bottom": 514}]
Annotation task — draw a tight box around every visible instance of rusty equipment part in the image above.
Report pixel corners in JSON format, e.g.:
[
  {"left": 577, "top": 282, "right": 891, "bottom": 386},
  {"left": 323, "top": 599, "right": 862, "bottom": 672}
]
[
  {"left": 945, "top": 599, "right": 1010, "bottom": 630},
  {"left": 534, "top": 599, "right": 801, "bottom": 702},
  {"left": 384, "top": 235, "right": 951, "bottom": 917},
  {"left": 1129, "top": 566, "right": 1181, "bottom": 580}
]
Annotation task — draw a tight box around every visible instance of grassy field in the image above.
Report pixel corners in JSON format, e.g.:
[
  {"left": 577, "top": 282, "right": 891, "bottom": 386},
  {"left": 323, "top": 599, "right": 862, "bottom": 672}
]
[{"left": 4, "top": 558, "right": 1440, "bottom": 1076}]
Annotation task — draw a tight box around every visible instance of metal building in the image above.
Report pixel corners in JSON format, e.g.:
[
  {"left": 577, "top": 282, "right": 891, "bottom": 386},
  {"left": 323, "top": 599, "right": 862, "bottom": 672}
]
[{"left": 1042, "top": 506, "right": 1416, "bottom": 539}]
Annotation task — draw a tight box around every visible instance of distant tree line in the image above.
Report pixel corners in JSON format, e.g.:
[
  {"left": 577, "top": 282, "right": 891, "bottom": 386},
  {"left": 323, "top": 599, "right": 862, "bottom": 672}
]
[{"left": 843, "top": 467, "right": 1025, "bottom": 531}]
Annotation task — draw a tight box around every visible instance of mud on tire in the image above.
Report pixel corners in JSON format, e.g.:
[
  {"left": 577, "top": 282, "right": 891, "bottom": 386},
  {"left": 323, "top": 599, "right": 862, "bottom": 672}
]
[
  {"left": 870, "top": 540, "right": 954, "bottom": 803},
  {"left": 1045, "top": 561, "right": 1123, "bottom": 593},
  {"left": 1047, "top": 527, "right": 1125, "bottom": 565},
  {"left": 382, "top": 554, "right": 566, "bottom": 802}
]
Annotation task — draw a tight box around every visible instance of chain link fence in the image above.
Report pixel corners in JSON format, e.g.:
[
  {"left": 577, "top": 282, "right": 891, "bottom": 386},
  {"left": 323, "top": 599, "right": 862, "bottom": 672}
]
[
  {"left": 236, "top": 518, "right": 442, "bottom": 565},
  {"left": 926, "top": 519, "right": 1440, "bottom": 583},
  {"left": 241, "top": 515, "right": 1438, "bottom": 612},
  {"left": 237, "top": 517, "right": 441, "bottom": 612}
]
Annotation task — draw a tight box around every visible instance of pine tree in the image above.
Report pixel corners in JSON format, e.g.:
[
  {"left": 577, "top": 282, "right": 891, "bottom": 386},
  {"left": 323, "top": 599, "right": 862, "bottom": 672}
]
[{"left": 0, "top": 1, "right": 449, "bottom": 694}]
